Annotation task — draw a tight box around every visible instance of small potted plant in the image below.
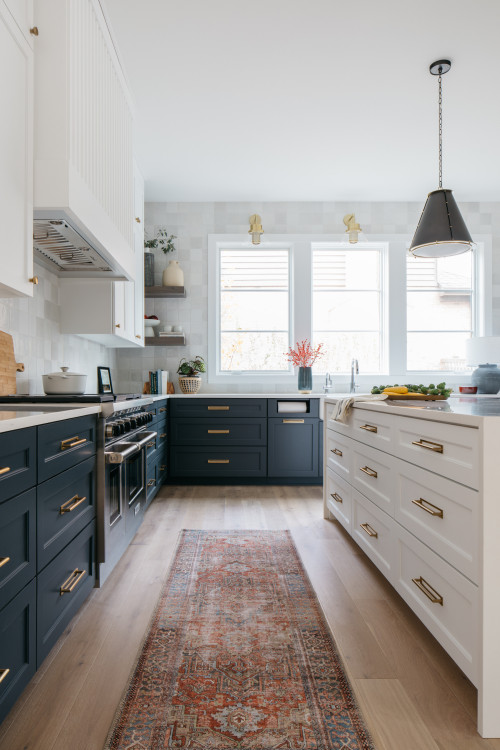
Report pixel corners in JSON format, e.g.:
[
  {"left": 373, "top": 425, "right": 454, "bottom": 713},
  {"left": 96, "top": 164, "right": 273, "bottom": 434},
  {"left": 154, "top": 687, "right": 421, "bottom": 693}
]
[{"left": 177, "top": 356, "right": 206, "bottom": 394}]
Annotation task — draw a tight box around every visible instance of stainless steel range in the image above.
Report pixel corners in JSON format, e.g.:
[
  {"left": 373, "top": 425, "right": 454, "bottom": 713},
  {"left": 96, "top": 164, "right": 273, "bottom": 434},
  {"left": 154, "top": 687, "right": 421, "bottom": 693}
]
[{"left": 98, "top": 399, "right": 157, "bottom": 585}]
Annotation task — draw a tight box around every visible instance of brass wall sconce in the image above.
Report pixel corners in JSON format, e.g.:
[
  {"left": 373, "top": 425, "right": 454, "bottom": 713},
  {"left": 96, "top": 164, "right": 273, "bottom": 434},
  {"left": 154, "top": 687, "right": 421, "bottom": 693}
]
[
  {"left": 249, "top": 214, "right": 264, "bottom": 245},
  {"left": 343, "top": 214, "right": 362, "bottom": 244}
]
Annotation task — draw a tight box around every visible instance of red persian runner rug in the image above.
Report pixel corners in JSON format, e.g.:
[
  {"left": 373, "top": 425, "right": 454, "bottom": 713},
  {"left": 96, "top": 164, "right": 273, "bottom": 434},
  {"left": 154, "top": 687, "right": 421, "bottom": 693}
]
[{"left": 106, "top": 530, "right": 375, "bottom": 749}]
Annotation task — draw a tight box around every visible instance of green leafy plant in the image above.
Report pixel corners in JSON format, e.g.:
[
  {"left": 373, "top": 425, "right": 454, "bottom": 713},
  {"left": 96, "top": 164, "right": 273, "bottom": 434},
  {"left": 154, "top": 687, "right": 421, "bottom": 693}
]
[
  {"left": 176, "top": 356, "right": 206, "bottom": 378},
  {"left": 144, "top": 228, "right": 177, "bottom": 254}
]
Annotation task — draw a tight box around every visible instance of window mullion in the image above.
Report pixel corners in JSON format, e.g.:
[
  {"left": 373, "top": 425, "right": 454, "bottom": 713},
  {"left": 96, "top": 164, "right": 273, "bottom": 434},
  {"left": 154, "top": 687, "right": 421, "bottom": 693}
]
[{"left": 388, "top": 241, "right": 407, "bottom": 376}]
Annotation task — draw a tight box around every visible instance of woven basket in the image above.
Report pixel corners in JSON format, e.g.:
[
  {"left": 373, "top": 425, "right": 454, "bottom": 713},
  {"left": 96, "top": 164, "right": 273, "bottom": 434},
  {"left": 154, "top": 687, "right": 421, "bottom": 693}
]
[{"left": 178, "top": 376, "right": 202, "bottom": 394}]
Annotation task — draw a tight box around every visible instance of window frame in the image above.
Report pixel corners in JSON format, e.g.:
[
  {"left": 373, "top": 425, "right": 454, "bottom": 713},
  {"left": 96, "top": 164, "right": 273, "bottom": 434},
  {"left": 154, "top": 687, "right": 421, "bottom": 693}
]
[{"left": 208, "top": 234, "right": 491, "bottom": 388}]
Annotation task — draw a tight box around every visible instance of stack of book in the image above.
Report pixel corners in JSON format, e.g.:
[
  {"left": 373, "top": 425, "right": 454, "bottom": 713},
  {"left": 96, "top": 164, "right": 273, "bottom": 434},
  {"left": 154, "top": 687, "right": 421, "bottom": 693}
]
[{"left": 149, "top": 369, "right": 169, "bottom": 394}]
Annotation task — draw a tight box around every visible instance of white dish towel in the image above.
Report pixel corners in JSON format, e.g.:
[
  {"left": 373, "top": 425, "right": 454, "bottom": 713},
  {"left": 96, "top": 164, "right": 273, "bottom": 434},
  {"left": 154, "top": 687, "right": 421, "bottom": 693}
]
[{"left": 329, "top": 394, "right": 388, "bottom": 423}]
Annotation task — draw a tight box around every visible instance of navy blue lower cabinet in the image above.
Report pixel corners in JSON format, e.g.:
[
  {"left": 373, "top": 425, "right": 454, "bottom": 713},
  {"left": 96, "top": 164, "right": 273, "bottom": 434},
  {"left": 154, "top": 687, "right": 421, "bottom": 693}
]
[
  {"left": 36, "top": 521, "right": 95, "bottom": 667},
  {"left": 268, "top": 418, "right": 319, "bottom": 478},
  {"left": 170, "top": 446, "right": 267, "bottom": 477},
  {"left": 0, "top": 488, "right": 36, "bottom": 612},
  {"left": 37, "top": 415, "right": 97, "bottom": 483},
  {"left": 0, "top": 428, "right": 36, "bottom": 503},
  {"left": 170, "top": 398, "right": 267, "bottom": 419},
  {"left": 37, "top": 457, "right": 96, "bottom": 571},
  {"left": 170, "top": 418, "right": 267, "bottom": 446},
  {"left": 0, "top": 579, "right": 36, "bottom": 724}
]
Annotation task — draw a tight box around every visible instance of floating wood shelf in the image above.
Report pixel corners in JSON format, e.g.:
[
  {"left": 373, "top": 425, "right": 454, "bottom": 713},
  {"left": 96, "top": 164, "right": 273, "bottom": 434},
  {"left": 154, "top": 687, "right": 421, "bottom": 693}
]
[
  {"left": 145, "top": 286, "right": 186, "bottom": 298},
  {"left": 145, "top": 335, "right": 186, "bottom": 346}
]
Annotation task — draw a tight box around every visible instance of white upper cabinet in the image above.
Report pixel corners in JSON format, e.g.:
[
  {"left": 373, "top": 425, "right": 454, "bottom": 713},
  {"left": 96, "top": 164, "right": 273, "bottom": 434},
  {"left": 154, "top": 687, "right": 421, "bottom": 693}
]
[
  {"left": 33, "top": 0, "right": 135, "bottom": 280},
  {"left": 60, "top": 279, "right": 136, "bottom": 346},
  {"left": 133, "top": 163, "right": 145, "bottom": 345},
  {"left": 4, "top": 0, "right": 34, "bottom": 44},
  {"left": 0, "top": 0, "right": 34, "bottom": 297}
]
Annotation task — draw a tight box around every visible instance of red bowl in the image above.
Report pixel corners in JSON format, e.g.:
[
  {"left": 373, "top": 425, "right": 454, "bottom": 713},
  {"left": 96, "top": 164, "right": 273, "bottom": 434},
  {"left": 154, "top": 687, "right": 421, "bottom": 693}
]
[{"left": 459, "top": 386, "right": 478, "bottom": 394}]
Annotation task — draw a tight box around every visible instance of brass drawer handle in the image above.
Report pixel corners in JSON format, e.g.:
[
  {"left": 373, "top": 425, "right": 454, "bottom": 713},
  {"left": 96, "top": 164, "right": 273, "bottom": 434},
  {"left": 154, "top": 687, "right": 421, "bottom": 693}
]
[
  {"left": 29, "top": 27, "right": 38, "bottom": 36},
  {"left": 330, "top": 492, "right": 343, "bottom": 504},
  {"left": 60, "top": 495, "right": 86, "bottom": 514},
  {"left": 360, "top": 522, "right": 378, "bottom": 538},
  {"left": 147, "top": 479, "right": 156, "bottom": 487},
  {"left": 208, "top": 406, "right": 230, "bottom": 410},
  {"left": 411, "top": 438, "right": 444, "bottom": 453},
  {"left": 330, "top": 448, "right": 343, "bottom": 456},
  {"left": 0, "top": 467, "right": 10, "bottom": 476},
  {"left": 60, "top": 568, "right": 86, "bottom": 596},
  {"left": 135, "top": 217, "right": 141, "bottom": 223},
  {"left": 0, "top": 557, "right": 10, "bottom": 569},
  {"left": 135, "top": 335, "right": 141, "bottom": 339},
  {"left": 208, "top": 429, "right": 230, "bottom": 434},
  {"left": 146, "top": 441, "right": 155, "bottom": 448},
  {"left": 159, "top": 433, "right": 166, "bottom": 438},
  {"left": 283, "top": 419, "right": 304, "bottom": 424},
  {"left": 159, "top": 407, "right": 167, "bottom": 413},
  {"left": 160, "top": 465, "right": 166, "bottom": 471},
  {"left": 0, "top": 668, "right": 10, "bottom": 684},
  {"left": 360, "top": 424, "right": 378, "bottom": 433},
  {"left": 360, "top": 466, "right": 378, "bottom": 478},
  {"left": 411, "top": 497, "right": 444, "bottom": 518},
  {"left": 208, "top": 459, "right": 229, "bottom": 464},
  {"left": 412, "top": 576, "right": 443, "bottom": 606},
  {"left": 60, "top": 436, "right": 87, "bottom": 451}
]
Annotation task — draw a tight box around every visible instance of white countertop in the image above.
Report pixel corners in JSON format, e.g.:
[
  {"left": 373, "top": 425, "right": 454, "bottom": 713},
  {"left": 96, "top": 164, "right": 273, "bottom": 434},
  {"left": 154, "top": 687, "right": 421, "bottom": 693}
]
[
  {"left": 0, "top": 405, "right": 102, "bottom": 433},
  {"left": 150, "top": 393, "right": 325, "bottom": 399}
]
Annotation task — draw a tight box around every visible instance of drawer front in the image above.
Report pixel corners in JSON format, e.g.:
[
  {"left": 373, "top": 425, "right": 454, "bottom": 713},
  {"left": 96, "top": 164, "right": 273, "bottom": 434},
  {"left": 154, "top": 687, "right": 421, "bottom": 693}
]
[
  {"left": 0, "top": 488, "right": 36, "bottom": 611},
  {"left": 268, "top": 418, "right": 319, "bottom": 477},
  {"left": 146, "top": 459, "right": 159, "bottom": 503},
  {"left": 38, "top": 415, "right": 97, "bottom": 483},
  {"left": 145, "top": 400, "right": 168, "bottom": 423},
  {"left": 351, "top": 442, "right": 395, "bottom": 515},
  {"left": 146, "top": 434, "right": 158, "bottom": 461},
  {"left": 0, "top": 579, "right": 36, "bottom": 724},
  {"left": 169, "top": 446, "right": 267, "bottom": 477},
  {"left": 37, "top": 457, "right": 96, "bottom": 571},
  {"left": 0, "top": 427, "right": 36, "bottom": 503},
  {"left": 394, "top": 525, "right": 478, "bottom": 685},
  {"left": 324, "top": 468, "right": 352, "bottom": 532},
  {"left": 170, "top": 398, "right": 267, "bottom": 419},
  {"left": 267, "top": 398, "right": 319, "bottom": 418},
  {"left": 325, "top": 430, "right": 352, "bottom": 478},
  {"left": 324, "top": 401, "right": 354, "bottom": 434},
  {"left": 393, "top": 416, "right": 478, "bottom": 489},
  {"left": 156, "top": 420, "right": 167, "bottom": 452},
  {"left": 352, "top": 488, "right": 396, "bottom": 581},
  {"left": 170, "top": 418, "right": 267, "bottom": 446},
  {"left": 351, "top": 408, "right": 394, "bottom": 452},
  {"left": 37, "top": 521, "right": 96, "bottom": 667},
  {"left": 394, "top": 457, "right": 478, "bottom": 583}
]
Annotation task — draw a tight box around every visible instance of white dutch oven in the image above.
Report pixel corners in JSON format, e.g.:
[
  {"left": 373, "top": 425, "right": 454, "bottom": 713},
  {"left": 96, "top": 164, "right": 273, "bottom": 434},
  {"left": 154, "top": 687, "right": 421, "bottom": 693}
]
[{"left": 42, "top": 366, "right": 87, "bottom": 395}]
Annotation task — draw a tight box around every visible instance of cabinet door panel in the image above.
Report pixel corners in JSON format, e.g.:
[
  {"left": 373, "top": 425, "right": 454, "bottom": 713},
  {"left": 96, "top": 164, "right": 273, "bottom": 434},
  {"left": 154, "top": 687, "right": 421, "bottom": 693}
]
[
  {"left": 170, "top": 418, "right": 266, "bottom": 446},
  {"left": 170, "top": 398, "right": 267, "bottom": 419},
  {"left": 170, "top": 446, "right": 266, "bottom": 477},
  {"left": 0, "top": 427, "right": 36, "bottom": 502},
  {"left": 268, "top": 418, "right": 319, "bottom": 477},
  {"left": 0, "top": 487, "right": 36, "bottom": 610}
]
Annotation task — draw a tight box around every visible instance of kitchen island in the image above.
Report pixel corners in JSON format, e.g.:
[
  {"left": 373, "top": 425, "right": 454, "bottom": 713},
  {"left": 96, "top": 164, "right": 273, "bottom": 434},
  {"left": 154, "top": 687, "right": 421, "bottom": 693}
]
[{"left": 323, "top": 395, "right": 500, "bottom": 737}]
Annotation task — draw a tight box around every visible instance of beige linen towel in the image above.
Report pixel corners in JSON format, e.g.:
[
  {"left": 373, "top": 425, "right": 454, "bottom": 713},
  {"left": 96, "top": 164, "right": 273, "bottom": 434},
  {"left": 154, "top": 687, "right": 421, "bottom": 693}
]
[{"left": 329, "top": 394, "right": 388, "bottom": 423}]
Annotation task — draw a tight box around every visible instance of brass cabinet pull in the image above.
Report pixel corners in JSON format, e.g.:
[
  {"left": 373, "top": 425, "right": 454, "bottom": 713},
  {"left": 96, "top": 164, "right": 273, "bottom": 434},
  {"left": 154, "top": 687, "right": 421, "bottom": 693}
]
[
  {"left": 60, "top": 436, "right": 87, "bottom": 451},
  {"left": 411, "top": 497, "right": 444, "bottom": 518},
  {"left": 283, "top": 419, "right": 304, "bottom": 424},
  {"left": 360, "top": 466, "right": 378, "bottom": 478},
  {"left": 135, "top": 217, "right": 141, "bottom": 223},
  {"left": 360, "top": 522, "right": 378, "bottom": 538},
  {"left": 208, "top": 429, "right": 229, "bottom": 434},
  {"left": 60, "top": 568, "right": 86, "bottom": 596},
  {"left": 160, "top": 465, "right": 166, "bottom": 471},
  {"left": 159, "top": 407, "right": 167, "bottom": 413},
  {"left": 115, "top": 323, "right": 121, "bottom": 328},
  {"left": 412, "top": 576, "right": 443, "bottom": 606},
  {"left": 360, "top": 424, "right": 378, "bottom": 433},
  {"left": 411, "top": 438, "right": 444, "bottom": 453},
  {"left": 0, "top": 668, "right": 10, "bottom": 684},
  {"left": 135, "top": 335, "right": 141, "bottom": 339},
  {"left": 208, "top": 459, "right": 229, "bottom": 464},
  {"left": 330, "top": 492, "right": 343, "bottom": 504},
  {"left": 147, "top": 479, "right": 156, "bottom": 487},
  {"left": 29, "top": 276, "right": 39, "bottom": 284},
  {"left": 159, "top": 433, "right": 166, "bottom": 438},
  {"left": 0, "top": 557, "right": 10, "bottom": 569},
  {"left": 330, "top": 448, "right": 343, "bottom": 457},
  {"left": 146, "top": 441, "right": 155, "bottom": 448},
  {"left": 0, "top": 467, "right": 10, "bottom": 475},
  {"left": 60, "top": 495, "right": 86, "bottom": 514},
  {"left": 208, "top": 406, "right": 229, "bottom": 411},
  {"left": 30, "top": 27, "right": 39, "bottom": 36}
]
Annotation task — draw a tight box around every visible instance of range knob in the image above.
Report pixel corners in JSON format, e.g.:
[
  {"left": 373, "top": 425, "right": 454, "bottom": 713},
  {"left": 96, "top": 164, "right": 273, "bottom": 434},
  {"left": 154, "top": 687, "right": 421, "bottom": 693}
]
[
  {"left": 129, "top": 417, "right": 138, "bottom": 429},
  {"left": 120, "top": 419, "right": 131, "bottom": 432},
  {"left": 105, "top": 424, "right": 114, "bottom": 439},
  {"left": 147, "top": 412, "right": 154, "bottom": 423}
]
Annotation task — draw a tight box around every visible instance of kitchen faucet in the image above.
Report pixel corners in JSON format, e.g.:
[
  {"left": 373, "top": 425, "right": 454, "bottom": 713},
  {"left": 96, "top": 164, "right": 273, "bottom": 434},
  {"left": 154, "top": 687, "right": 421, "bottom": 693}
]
[
  {"left": 323, "top": 372, "right": 333, "bottom": 394},
  {"left": 350, "top": 359, "right": 359, "bottom": 393}
]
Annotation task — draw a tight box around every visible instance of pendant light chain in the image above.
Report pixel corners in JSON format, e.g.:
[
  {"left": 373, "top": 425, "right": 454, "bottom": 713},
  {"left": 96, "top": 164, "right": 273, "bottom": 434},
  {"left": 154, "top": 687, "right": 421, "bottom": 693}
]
[{"left": 438, "top": 72, "right": 443, "bottom": 189}]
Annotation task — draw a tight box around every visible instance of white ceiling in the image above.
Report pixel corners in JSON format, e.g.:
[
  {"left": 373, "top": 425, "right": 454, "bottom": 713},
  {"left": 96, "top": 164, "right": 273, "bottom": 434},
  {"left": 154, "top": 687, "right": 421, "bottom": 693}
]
[{"left": 102, "top": 0, "right": 500, "bottom": 202}]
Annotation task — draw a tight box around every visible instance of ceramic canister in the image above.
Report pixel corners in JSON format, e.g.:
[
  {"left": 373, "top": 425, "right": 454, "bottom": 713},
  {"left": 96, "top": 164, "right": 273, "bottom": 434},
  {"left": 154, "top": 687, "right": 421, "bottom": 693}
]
[{"left": 162, "top": 260, "right": 184, "bottom": 286}]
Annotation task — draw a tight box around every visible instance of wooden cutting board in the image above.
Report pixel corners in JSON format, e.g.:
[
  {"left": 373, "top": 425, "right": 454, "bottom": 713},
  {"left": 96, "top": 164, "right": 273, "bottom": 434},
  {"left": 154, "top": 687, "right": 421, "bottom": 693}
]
[
  {"left": 385, "top": 392, "right": 447, "bottom": 401},
  {"left": 0, "top": 331, "right": 24, "bottom": 395}
]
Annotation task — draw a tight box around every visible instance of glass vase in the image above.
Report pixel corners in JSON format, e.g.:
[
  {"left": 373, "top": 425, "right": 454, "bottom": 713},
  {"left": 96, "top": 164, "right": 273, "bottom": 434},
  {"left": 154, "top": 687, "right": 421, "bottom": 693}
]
[{"left": 298, "top": 366, "right": 312, "bottom": 393}]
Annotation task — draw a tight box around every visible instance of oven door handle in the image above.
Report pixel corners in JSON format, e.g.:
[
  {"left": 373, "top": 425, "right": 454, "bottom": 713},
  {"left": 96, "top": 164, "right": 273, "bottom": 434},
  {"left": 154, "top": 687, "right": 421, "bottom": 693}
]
[
  {"left": 104, "top": 442, "right": 140, "bottom": 464},
  {"left": 129, "top": 430, "right": 158, "bottom": 449}
]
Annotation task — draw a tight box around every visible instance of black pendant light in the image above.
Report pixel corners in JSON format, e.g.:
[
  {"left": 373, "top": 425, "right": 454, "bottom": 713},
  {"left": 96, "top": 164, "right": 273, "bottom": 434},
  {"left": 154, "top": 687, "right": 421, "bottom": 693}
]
[{"left": 409, "top": 60, "right": 473, "bottom": 258}]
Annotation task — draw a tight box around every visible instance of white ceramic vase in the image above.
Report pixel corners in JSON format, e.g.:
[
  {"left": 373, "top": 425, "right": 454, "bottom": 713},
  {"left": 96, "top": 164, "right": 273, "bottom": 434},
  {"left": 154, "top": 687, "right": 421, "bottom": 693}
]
[{"left": 162, "top": 260, "right": 184, "bottom": 286}]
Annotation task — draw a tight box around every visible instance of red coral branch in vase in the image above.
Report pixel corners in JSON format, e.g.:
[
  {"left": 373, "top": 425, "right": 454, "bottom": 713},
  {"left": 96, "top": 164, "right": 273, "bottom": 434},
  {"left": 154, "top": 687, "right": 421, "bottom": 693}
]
[{"left": 285, "top": 340, "right": 325, "bottom": 368}]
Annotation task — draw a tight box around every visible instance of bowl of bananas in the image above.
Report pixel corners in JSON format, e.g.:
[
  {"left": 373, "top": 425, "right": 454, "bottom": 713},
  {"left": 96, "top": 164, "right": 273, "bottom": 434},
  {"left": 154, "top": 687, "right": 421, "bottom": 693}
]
[{"left": 371, "top": 383, "right": 452, "bottom": 400}]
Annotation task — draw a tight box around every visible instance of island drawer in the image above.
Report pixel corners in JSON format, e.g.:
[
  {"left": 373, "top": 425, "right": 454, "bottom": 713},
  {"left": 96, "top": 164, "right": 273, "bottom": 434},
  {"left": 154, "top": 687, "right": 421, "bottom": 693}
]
[
  {"left": 38, "top": 415, "right": 97, "bottom": 483},
  {"left": 325, "top": 430, "right": 352, "bottom": 478},
  {"left": 37, "top": 457, "right": 96, "bottom": 571},
  {"left": 351, "top": 488, "right": 396, "bottom": 581},
  {"left": 393, "top": 416, "right": 479, "bottom": 489},
  {"left": 170, "top": 398, "right": 267, "bottom": 419},
  {"left": 169, "top": 446, "right": 267, "bottom": 477},
  {"left": 0, "top": 579, "right": 36, "bottom": 724},
  {"left": 351, "top": 441, "right": 395, "bottom": 516},
  {"left": 170, "top": 418, "right": 267, "bottom": 446},
  {"left": 394, "top": 524, "right": 478, "bottom": 685},
  {"left": 0, "top": 427, "right": 36, "bottom": 503},
  {"left": 325, "top": 467, "right": 352, "bottom": 533},
  {"left": 0, "top": 488, "right": 36, "bottom": 611}
]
